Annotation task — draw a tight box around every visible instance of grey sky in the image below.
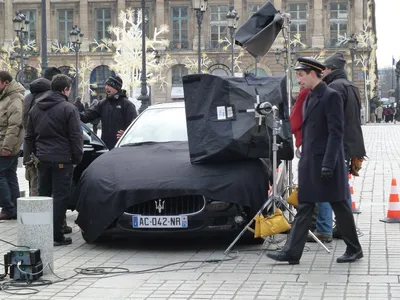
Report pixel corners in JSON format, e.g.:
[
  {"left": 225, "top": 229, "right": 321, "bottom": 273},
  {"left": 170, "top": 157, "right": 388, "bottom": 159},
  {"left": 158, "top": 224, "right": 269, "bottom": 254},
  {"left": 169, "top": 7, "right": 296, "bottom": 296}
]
[{"left": 376, "top": 0, "right": 399, "bottom": 69}]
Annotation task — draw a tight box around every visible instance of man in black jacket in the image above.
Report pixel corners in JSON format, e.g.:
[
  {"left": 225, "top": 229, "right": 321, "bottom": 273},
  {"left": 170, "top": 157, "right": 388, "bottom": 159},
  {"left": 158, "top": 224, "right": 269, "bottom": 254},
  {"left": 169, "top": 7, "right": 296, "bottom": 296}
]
[
  {"left": 80, "top": 76, "right": 137, "bottom": 149},
  {"left": 307, "top": 52, "right": 367, "bottom": 243},
  {"left": 23, "top": 67, "right": 61, "bottom": 197},
  {"left": 25, "top": 74, "right": 83, "bottom": 246}
]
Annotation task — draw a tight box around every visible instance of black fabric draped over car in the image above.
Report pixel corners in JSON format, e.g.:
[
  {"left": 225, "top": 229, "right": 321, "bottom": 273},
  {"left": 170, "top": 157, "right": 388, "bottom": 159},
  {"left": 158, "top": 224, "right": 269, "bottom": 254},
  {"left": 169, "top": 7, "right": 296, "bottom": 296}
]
[
  {"left": 182, "top": 73, "right": 294, "bottom": 164},
  {"left": 74, "top": 142, "right": 270, "bottom": 243}
]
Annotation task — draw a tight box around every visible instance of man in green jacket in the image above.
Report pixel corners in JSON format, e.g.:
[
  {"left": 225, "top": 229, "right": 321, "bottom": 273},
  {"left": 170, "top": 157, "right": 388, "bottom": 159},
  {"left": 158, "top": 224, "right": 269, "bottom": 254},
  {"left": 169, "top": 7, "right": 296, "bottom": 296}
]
[{"left": 0, "top": 71, "right": 24, "bottom": 220}]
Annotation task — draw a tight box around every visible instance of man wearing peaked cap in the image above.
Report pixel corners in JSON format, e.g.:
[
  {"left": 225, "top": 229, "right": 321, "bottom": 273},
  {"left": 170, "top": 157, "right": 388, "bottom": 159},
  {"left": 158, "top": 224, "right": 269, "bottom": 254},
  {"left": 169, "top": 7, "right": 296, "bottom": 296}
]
[
  {"left": 304, "top": 52, "right": 366, "bottom": 242},
  {"left": 294, "top": 57, "right": 326, "bottom": 73},
  {"left": 266, "top": 57, "right": 363, "bottom": 265}
]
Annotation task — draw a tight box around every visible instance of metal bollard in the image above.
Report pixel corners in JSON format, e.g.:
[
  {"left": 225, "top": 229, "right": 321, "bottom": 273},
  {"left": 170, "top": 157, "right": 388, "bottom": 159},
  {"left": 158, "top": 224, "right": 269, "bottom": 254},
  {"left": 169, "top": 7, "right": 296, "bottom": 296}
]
[{"left": 17, "top": 197, "right": 53, "bottom": 275}]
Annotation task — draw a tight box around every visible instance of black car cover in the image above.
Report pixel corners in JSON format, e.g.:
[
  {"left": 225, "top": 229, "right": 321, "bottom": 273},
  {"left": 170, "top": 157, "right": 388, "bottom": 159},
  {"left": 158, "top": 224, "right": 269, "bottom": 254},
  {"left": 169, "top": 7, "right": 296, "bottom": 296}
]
[
  {"left": 74, "top": 142, "right": 270, "bottom": 243},
  {"left": 182, "top": 73, "right": 294, "bottom": 164}
]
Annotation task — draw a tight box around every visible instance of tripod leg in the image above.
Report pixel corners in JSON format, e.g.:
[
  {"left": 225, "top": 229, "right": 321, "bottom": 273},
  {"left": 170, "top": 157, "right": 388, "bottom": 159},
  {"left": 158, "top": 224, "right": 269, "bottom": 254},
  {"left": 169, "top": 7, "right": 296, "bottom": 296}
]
[
  {"left": 276, "top": 198, "right": 331, "bottom": 254},
  {"left": 224, "top": 197, "right": 274, "bottom": 255}
]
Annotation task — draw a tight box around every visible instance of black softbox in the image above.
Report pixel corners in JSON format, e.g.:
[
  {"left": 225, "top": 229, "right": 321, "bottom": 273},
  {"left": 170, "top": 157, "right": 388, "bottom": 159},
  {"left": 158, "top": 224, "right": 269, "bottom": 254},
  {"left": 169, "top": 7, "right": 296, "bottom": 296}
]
[
  {"left": 182, "top": 73, "right": 294, "bottom": 164},
  {"left": 234, "top": 2, "right": 284, "bottom": 58}
]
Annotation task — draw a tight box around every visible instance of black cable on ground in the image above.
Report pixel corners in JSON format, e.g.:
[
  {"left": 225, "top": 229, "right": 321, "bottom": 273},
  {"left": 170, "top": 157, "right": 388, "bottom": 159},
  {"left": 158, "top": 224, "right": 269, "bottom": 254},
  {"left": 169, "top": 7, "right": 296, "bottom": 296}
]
[{"left": 0, "top": 248, "right": 238, "bottom": 295}]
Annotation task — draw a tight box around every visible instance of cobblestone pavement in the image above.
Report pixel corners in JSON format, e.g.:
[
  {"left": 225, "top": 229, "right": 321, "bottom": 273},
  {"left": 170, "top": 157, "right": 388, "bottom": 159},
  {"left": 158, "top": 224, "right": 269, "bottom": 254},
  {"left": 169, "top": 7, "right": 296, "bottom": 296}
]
[{"left": 1, "top": 124, "right": 400, "bottom": 300}]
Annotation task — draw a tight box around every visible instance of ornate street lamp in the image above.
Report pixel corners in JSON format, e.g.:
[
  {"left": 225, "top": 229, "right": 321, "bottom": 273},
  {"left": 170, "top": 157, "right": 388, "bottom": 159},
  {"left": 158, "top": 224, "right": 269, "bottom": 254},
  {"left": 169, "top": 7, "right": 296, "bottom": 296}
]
[
  {"left": 193, "top": 0, "right": 208, "bottom": 73},
  {"left": 138, "top": 0, "right": 150, "bottom": 114},
  {"left": 226, "top": 7, "right": 239, "bottom": 75},
  {"left": 70, "top": 25, "right": 84, "bottom": 99},
  {"left": 13, "top": 12, "right": 30, "bottom": 85},
  {"left": 395, "top": 61, "right": 400, "bottom": 111},
  {"left": 348, "top": 34, "right": 358, "bottom": 82}
]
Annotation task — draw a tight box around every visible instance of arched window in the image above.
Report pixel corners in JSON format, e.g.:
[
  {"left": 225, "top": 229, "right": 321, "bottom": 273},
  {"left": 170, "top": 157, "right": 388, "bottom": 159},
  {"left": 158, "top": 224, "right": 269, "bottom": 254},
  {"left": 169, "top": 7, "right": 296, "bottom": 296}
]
[
  {"left": 90, "top": 65, "right": 115, "bottom": 102},
  {"left": 248, "top": 67, "right": 269, "bottom": 77},
  {"left": 171, "top": 65, "right": 188, "bottom": 87},
  {"left": 17, "top": 66, "right": 39, "bottom": 89},
  {"left": 208, "top": 64, "right": 230, "bottom": 77}
]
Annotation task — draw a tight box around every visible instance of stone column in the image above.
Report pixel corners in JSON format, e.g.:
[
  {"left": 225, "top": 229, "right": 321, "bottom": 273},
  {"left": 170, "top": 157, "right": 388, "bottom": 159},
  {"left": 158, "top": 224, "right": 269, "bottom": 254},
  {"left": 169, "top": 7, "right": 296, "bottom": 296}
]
[
  {"left": 4, "top": 0, "right": 14, "bottom": 46},
  {"left": 274, "top": 0, "right": 283, "bottom": 11},
  {"left": 117, "top": 0, "right": 126, "bottom": 17},
  {"left": 311, "top": 0, "right": 325, "bottom": 48},
  {"left": 17, "top": 197, "right": 53, "bottom": 276},
  {"left": 156, "top": 0, "right": 164, "bottom": 27},
  {"left": 353, "top": 0, "right": 364, "bottom": 33},
  {"left": 79, "top": 0, "right": 89, "bottom": 52}
]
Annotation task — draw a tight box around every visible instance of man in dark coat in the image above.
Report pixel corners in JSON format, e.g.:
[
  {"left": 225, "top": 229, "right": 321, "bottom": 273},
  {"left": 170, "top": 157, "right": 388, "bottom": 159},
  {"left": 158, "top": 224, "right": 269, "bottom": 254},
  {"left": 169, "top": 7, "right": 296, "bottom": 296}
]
[
  {"left": 266, "top": 58, "right": 362, "bottom": 264},
  {"left": 80, "top": 76, "right": 137, "bottom": 149},
  {"left": 25, "top": 74, "right": 83, "bottom": 246},
  {"left": 23, "top": 67, "right": 61, "bottom": 197},
  {"left": 307, "top": 53, "right": 367, "bottom": 242}
]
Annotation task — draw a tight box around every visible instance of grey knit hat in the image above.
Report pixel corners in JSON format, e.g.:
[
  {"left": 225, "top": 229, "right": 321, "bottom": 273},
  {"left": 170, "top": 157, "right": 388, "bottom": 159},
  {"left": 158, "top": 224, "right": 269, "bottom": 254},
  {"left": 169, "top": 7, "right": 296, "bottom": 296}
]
[{"left": 324, "top": 52, "right": 346, "bottom": 70}]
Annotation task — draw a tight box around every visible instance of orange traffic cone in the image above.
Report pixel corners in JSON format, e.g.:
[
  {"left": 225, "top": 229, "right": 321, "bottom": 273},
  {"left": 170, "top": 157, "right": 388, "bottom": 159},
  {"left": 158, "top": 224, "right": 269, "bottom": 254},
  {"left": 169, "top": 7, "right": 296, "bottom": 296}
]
[
  {"left": 380, "top": 178, "right": 400, "bottom": 223},
  {"left": 349, "top": 174, "right": 361, "bottom": 214}
]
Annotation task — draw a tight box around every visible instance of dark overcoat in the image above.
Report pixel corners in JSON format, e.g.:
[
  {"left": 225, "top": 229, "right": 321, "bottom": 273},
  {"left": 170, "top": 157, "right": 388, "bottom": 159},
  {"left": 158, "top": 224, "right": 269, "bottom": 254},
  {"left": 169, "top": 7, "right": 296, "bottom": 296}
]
[{"left": 298, "top": 82, "right": 348, "bottom": 203}]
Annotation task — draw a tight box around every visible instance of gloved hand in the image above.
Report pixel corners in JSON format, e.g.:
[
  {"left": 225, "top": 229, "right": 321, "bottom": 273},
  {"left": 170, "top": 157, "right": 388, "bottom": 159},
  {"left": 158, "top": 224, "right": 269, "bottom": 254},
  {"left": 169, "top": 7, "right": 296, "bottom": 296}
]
[{"left": 321, "top": 167, "right": 333, "bottom": 180}]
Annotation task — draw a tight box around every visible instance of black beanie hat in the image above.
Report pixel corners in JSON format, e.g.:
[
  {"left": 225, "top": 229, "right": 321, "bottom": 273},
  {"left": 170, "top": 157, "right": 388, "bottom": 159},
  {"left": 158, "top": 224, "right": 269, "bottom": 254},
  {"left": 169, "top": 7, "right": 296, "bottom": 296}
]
[
  {"left": 43, "top": 67, "right": 61, "bottom": 81},
  {"left": 324, "top": 52, "right": 346, "bottom": 70},
  {"left": 105, "top": 76, "right": 123, "bottom": 92}
]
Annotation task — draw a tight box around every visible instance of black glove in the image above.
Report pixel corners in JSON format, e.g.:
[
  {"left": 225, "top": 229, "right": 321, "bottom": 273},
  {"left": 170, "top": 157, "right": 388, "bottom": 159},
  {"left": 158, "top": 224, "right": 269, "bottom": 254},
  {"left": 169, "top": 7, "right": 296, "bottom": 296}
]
[{"left": 321, "top": 167, "right": 333, "bottom": 180}]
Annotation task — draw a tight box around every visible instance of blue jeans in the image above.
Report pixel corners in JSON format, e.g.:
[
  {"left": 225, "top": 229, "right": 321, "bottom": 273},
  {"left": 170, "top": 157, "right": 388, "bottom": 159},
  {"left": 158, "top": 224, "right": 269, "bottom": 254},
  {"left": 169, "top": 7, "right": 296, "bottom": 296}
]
[
  {"left": 0, "top": 154, "right": 20, "bottom": 215},
  {"left": 316, "top": 184, "right": 352, "bottom": 235}
]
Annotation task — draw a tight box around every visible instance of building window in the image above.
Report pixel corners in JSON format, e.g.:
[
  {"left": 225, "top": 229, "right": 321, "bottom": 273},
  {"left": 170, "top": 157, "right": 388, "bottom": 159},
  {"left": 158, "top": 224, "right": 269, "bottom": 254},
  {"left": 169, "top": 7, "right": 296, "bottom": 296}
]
[
  {"left": 95, "top": 8, "right": 112, "bottom": 41},
  {"left": 210, "top": 5, "right": 229, "bottom": 49},
  {"left": 129, "top": 8, "right": 151, "bottom": 37},
  {"left": 288, "top": 3, "right": 307, "bottom": 44},
  {"left": 329, "top": 2, "right": 348, "bottom": 47},
  {"left": 248, "top": 3, "right": 262, "bottom": 18},
  {"left": 58, "top": 9, "right": 74, "bottom": 45},
  {"left": 23, "top": 10, "right": 37, "bottom": 43},
  {"left": 248, "top": 1, "right": 274, "bottom": 18},
  {"left": 171, "top": 7, "right": 189, "bottom": 50},
  {"left": 171, "top": 65, "right": 188, "bottom": 87}
]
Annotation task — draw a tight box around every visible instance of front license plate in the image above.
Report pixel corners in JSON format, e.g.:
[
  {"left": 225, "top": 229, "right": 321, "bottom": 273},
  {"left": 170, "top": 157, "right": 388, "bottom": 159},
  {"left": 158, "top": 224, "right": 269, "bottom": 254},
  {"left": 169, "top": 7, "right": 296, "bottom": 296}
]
[{"left": 132, "top": 215, "right": 188, "bottom": 228}]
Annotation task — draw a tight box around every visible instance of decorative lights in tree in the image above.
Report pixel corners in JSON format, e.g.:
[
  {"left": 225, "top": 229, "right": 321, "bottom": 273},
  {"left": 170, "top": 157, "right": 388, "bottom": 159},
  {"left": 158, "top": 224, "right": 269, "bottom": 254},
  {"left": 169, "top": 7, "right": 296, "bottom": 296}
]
[{"left": 91, "top": 9, "right": 172, "bottom": 96}]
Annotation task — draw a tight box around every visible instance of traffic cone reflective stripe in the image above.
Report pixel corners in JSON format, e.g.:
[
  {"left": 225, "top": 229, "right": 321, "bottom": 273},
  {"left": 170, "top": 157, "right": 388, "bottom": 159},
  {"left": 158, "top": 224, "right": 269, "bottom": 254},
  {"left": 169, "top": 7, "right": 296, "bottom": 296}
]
[
  {"left": 349, "top": 173, "right": 361, "bottom": 214},
  {"left": 380, "top": 178, "right": 400, "bottom": 223}
]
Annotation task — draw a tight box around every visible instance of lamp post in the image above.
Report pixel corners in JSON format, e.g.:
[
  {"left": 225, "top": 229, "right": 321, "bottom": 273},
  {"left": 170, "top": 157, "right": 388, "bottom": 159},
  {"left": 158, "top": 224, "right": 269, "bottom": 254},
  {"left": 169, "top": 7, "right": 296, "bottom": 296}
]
[
  {"left": 193, "top": 0, "right": 208, "bottom": 73},
  {"left": 41, "top": 0, "right": 48, "bottom": 71},
  {"left": 226, "top": 7, "right": 239, "bottom": 75},
  {"left": 348, "top": 34, "right": 358, "bottom": 82},
  {"left": 275, "top": 45, "right": 296, "bottom": 71},
  {"left": 138, "top": 0, "right": 150, "bottom": 114},
  {"left": 13, "top": 12, "right": 30, "bottom": 86},
  {"left": 70, "top": 25, "right": 84, "bottom": 100},
  {"left": 396, "top": 61, "right": 400, "bottom": 111}
]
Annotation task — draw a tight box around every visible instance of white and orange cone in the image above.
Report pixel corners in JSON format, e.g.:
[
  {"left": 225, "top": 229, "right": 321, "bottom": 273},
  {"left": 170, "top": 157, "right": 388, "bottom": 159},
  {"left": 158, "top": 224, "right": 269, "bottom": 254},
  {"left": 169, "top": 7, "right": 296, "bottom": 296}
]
[
  {"left": 349, "top": 174, "right": 361, "bottom": 214},
  {"left": 380, "top": 178, "right": 400, "bottom": 223}
]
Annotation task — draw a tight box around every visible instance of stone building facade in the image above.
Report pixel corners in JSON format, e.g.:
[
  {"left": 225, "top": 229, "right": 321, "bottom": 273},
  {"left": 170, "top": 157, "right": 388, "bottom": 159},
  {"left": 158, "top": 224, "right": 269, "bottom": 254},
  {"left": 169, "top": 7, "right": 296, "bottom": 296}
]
[{"left": 0, "top": 0, "right": 375, "bottom": 106}]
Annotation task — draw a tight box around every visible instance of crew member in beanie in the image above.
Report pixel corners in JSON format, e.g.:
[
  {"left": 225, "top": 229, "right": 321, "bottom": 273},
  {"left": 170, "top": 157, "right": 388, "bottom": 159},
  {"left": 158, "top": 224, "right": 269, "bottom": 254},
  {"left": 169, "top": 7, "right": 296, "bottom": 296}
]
[{"left": 80, "top": 75, "right": 137, "bottom": 149}]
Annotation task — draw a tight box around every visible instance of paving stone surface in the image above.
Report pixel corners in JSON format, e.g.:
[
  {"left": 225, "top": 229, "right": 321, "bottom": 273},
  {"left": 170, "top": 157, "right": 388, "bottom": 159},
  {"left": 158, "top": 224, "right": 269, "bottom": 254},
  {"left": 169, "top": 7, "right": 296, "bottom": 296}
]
[{"left": 1, "top": 124, "right": 400, "bottom": 299}]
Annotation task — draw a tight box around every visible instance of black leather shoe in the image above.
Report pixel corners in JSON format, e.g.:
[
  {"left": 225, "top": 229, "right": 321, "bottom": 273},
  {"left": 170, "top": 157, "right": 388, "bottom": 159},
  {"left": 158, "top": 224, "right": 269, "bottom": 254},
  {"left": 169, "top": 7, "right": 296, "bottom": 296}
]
[
  {"left": 54, "top": 237, "right": 72, "bottom": 246},
  {"left": 266, "top": 252, "right": 300, "bottom": 265},
  {"left": 336, "top": 251, "right": 363, "bottom": 263},
  {"left": 62, "top": 225, "right": 72, "bottom": 234}
]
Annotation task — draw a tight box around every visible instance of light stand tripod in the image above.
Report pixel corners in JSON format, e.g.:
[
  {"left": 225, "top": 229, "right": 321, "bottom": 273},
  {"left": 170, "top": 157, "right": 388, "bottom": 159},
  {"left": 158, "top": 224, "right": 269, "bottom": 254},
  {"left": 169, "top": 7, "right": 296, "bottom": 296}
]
[{"left": 224, "top": 103, "right": 330, "bottom": 255}]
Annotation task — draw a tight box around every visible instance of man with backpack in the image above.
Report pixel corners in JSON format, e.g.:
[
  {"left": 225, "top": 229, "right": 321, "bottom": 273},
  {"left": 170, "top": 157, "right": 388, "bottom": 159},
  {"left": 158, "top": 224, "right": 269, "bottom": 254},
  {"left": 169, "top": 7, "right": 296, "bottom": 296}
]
[{"left": 307, "top": 52, "right": 366, "bottom": 243}]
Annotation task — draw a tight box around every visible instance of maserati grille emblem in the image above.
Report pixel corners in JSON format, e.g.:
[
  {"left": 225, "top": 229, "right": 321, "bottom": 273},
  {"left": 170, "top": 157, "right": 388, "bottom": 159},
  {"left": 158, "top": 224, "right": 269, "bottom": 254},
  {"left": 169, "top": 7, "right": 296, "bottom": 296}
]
[{"left": 155, "top": 199, "right": 165, "bottom": 213}]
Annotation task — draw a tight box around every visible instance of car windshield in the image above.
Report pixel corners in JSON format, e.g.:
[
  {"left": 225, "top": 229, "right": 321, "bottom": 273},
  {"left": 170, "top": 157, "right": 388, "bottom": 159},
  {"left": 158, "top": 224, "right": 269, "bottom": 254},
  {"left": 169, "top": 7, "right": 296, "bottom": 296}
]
[{"left": 118, "top": 107, "right": 188, "bottom": 146}]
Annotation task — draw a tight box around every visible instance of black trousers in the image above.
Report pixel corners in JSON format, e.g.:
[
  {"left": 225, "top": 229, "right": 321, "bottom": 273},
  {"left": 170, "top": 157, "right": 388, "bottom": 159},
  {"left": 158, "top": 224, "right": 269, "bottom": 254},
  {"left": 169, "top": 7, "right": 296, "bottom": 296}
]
[
  {"left": 283, "top": 201, "right": 362, "bottom": 260},
  {"left": 38, "top": 162, "right": 73, "bottom": 241}
]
